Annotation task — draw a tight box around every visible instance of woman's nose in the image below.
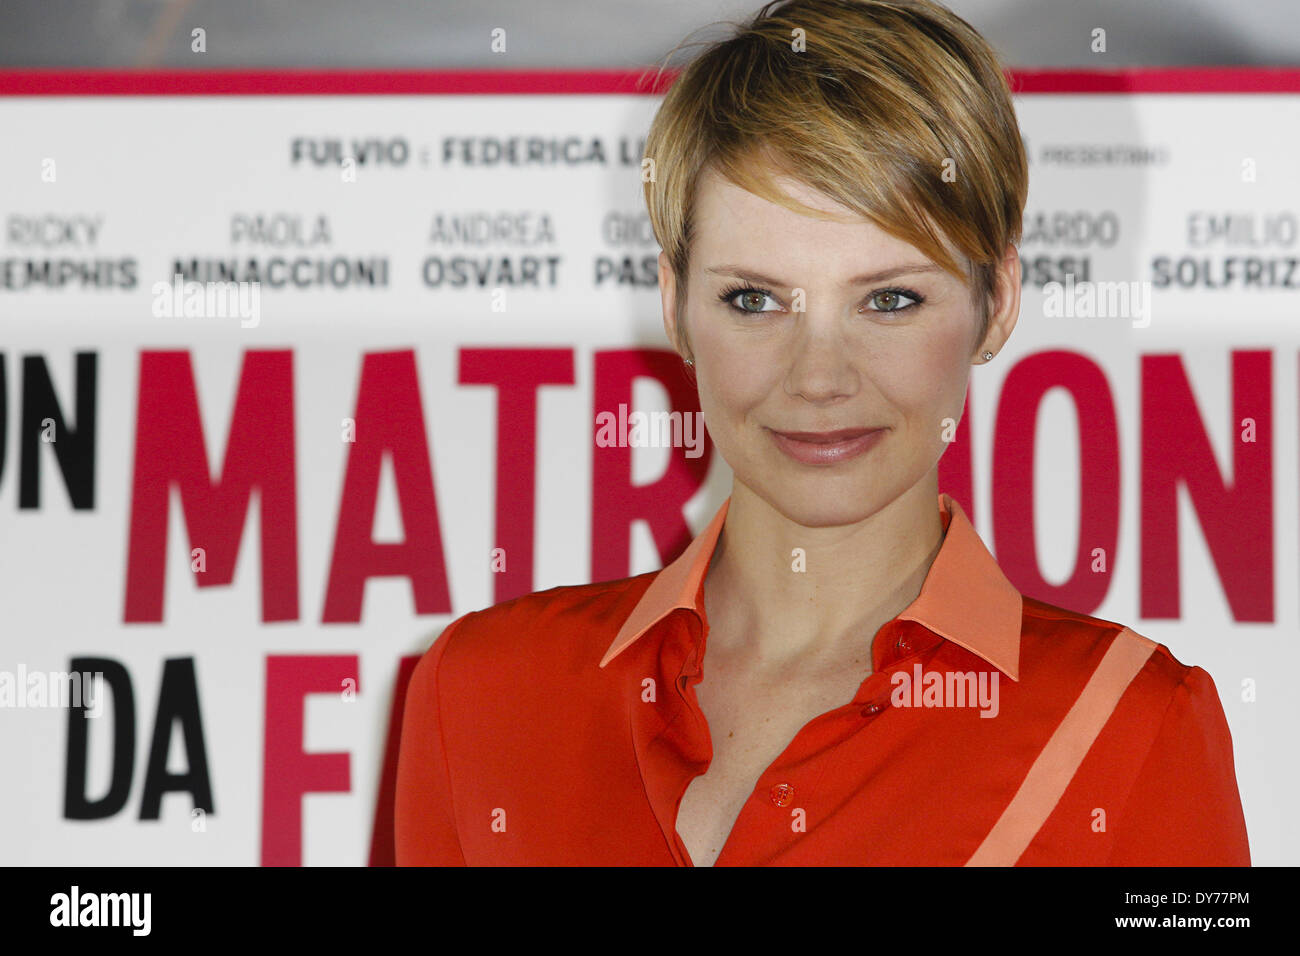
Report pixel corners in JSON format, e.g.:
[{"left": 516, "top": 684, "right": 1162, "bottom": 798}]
[{"left": 781, "top": 317, "right": 861, "bottom": 403}]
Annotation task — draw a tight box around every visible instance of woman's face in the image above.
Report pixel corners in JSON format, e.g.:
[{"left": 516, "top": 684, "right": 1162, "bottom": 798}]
[{"left": 662, "top": 165, "right": 1017, "bottom": 528}]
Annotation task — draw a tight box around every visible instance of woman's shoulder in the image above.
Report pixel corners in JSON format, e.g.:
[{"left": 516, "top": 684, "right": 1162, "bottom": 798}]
[
  {"left": 1017, "top": 593, "right": 1223, "bottom": 708},
  {"left": 414, "top": 571, "right": 659, "bottom": 676}
]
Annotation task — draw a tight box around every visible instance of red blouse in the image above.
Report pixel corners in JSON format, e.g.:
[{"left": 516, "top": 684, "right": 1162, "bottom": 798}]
[{"left": 395, "top": 493, "right": 1250, "bottom": 865}]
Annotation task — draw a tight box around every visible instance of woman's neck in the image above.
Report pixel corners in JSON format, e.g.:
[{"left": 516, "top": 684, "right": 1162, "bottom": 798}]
[{"left": 702, "top": 476, "right": 946, "bottom": 669}]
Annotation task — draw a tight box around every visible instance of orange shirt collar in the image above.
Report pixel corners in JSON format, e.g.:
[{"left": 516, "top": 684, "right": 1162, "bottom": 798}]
[{"left": 598, "top": 493, "right": 1023, "bottom": 681}]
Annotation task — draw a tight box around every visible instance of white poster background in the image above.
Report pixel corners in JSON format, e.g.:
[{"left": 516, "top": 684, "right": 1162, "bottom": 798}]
[{"left": 0, "top": 81, "right": 1295, "bottom": 864}]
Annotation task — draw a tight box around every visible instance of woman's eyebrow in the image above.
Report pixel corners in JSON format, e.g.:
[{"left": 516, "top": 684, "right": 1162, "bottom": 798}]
[{"left": 704, "top": 263, "right": 944, "bottom": 287}]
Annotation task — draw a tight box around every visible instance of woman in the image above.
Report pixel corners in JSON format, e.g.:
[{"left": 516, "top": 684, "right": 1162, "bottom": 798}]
[{"left": 396, "top": 0, "right": 1250, "bottom": 865}]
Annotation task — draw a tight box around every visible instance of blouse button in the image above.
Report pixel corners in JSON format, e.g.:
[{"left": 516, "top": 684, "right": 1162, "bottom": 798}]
[{"left": 769, "top": 783, "right": 795, "bottom": 807}]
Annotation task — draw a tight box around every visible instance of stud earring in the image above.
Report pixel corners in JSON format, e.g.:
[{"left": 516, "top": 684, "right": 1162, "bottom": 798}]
[
  {"left": 982, "top": 350, "right": 994, "bottom": 361},
  {"left": 683, "top": 358, "right": 694, "bottom": 367}
]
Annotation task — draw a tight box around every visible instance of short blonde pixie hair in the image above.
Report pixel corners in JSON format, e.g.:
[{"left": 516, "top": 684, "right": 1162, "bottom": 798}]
[{"left": 642, "top": 0, "right": 1028, "bottom": 357}]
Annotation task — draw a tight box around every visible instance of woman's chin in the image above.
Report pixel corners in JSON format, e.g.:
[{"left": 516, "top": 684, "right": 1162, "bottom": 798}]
[{"left": 751, "top": 479, "right": 894, "bottom": 529}]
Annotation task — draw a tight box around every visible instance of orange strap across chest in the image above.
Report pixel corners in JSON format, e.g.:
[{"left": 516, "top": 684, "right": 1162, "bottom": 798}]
[{"left": 965, "top": 626, "right": 1158, "bottom": 866}]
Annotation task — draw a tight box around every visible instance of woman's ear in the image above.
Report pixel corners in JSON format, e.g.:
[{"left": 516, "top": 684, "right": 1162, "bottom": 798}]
[
  {"left": 659, "top": 250, "right": 690, "bottom": 360},
  {"left": 976, "top": 244, "right": 1022, "bottom": 360},
  {"left": 659, "top": 251, "right": 679, "bottom": 352}
]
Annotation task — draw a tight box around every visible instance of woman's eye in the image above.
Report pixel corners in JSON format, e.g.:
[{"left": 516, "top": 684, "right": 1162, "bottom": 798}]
[
  {"left": 865, "top": 289, "right": 920, "bottom": 313},
  {"left": 721, "top": 286, "right": 921, "bottom": 315},
  {"left": 729, "top": 289, "right": 779, "bottom": 313}
]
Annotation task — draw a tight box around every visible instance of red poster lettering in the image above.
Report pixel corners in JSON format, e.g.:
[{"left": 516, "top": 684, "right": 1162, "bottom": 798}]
[
  {"left": 459, "top": 347, "right": 575, "bottom": 603},
  {"left": 262, "top": 654, "right": 358, "bottom": 867},
  {"left": 1141, "top": 349, "right": 1272, "bottom": 621},
  {"left": 591, "top": 349, "right": 713, "bottom": 582},
  {"left": 322, "top": 351, "right": 450, "bottom": 622},
  {"left": 123, "top": 350, "right": 298, "bottom": 623},
  {"left": 992, "top": 350, "right": 1120, "bottom": 614}
]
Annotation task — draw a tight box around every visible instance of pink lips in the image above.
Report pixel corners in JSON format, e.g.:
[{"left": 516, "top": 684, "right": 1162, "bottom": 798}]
[{"left": 768, "top": 426, "right": 885, "bottom": 465}]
